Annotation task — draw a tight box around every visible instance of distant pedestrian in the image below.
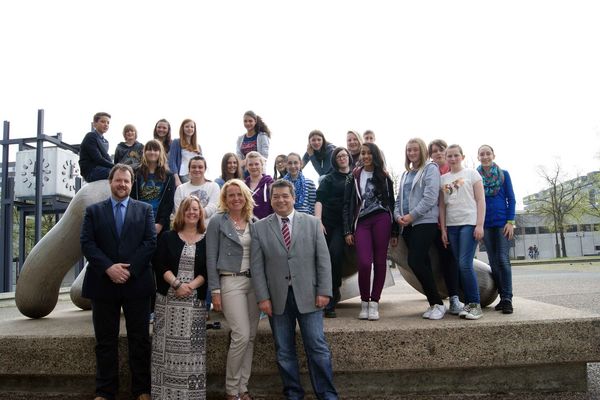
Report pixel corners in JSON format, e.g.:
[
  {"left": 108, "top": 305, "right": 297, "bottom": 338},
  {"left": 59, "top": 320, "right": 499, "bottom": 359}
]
[{"left": 528, "top": 246, "right": 534, "bottom": 259}]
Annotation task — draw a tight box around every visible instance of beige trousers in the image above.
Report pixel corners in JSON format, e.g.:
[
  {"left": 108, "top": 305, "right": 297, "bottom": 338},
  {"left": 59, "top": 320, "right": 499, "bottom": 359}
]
[{"left": 220, "top": 275, "right": 261, "bottom": 395}]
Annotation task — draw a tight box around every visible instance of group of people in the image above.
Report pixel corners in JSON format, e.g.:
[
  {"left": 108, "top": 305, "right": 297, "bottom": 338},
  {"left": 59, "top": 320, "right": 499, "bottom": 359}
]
[
  {"left": 79, "top": 111, "right": 516, "bottom": 400},
  {"left": 528, "top": 244, "right": 539, "bottom": 259}
]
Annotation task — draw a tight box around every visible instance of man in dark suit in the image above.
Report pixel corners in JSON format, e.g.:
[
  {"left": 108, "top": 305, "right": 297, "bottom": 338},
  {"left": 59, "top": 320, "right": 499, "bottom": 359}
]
[
  {"left": 251, "top": 179, "right": 338, "bottom": 400},
  {"left": 80, "top": 164, "right": 156, "bottom": 400},
  {"left": 79, "top": 111, "right": 114, "bottom": 182}
]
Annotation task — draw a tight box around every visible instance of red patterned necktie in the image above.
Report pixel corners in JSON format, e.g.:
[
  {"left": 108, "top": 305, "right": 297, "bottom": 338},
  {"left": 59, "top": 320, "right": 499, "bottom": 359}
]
[{"left": 281, "top": 217, "right": 291, "bottom": 249}]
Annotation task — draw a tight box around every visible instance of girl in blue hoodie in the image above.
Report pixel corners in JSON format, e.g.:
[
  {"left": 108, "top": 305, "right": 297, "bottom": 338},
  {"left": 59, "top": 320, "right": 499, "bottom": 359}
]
[{"left": 477, "top": 145, "right": 516, "bottom": 314}]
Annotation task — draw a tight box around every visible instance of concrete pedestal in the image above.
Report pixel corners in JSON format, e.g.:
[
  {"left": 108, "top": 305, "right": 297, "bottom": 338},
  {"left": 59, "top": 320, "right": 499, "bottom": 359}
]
[{"left": 0, "top": 291, "right": 598, "bottom": 399}]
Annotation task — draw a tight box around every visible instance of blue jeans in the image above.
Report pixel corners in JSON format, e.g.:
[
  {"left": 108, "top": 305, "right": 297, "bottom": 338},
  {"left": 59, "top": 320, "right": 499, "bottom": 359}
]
[
  {"left": 269, "top": 289, "right": 338, "bottom": 400},
  {"left": 483, "top": 227, "right": 513, "bottom": 301},
  {"left": 446, "top": 225, "right": 480, "bottom": 304}
]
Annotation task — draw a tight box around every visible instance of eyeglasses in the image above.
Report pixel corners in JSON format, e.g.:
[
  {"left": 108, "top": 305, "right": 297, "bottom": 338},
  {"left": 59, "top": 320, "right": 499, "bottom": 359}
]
[{"left": 336, "top": 154, "right": 349, "bottom": 159}]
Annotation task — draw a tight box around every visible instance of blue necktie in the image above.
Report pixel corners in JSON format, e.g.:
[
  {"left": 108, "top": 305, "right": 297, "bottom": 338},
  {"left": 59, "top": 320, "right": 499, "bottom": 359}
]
[{"left": 115, "top": 202, "right": 124, "bottom": 237}]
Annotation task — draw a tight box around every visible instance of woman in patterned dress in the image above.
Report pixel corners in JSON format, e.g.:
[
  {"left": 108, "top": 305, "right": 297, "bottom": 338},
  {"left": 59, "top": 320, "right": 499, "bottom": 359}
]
[{"left": 152, "top": 195, "right": 208, "bottom": 399}]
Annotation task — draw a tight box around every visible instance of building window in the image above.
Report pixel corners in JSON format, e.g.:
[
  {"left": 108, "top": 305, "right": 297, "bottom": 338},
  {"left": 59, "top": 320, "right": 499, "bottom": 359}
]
[
  {"left": 538, "top": 226, "right": 551, "bottom": 234},
  {"left": 524, "top": 227, "right": 537, "bottom": 234},
  {"left": 582, "top": 224, "right": 593, "bottom": 232},
  {"left": 566, "top": 225, "right": 578, "bottom": 233}
]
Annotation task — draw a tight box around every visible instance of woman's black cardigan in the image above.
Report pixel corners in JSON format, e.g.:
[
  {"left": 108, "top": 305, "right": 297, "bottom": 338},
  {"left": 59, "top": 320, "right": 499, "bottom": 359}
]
[{"left": 153, "top": 230, "right": 207, "bottom": 299}]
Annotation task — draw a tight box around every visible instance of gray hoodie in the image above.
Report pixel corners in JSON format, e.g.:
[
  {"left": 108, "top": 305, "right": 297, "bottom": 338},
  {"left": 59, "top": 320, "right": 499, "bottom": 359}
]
[{"left": 394, "top": 161, "right": 440, "bottom": 228}]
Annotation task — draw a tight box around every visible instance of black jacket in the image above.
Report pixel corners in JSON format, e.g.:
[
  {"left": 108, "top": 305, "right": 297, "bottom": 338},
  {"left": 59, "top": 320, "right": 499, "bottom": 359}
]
[
  {"left": 153, "top": 230, "right": 207, "bottom": 299},
  {"left": 342, "top": 167, "right": 399, "bottom": 237},
  {"left": 80, "top": 198, "right": 157, "bottom": 299},
  {"left": 79, "top": 131, "right": 114, "bottom": 180}
]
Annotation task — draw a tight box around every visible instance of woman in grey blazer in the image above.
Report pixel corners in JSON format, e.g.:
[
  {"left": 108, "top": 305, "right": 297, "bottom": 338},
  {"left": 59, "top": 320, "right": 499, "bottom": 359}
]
[{"left": 206, "top": 179, "right": 259, "bottom": 400}]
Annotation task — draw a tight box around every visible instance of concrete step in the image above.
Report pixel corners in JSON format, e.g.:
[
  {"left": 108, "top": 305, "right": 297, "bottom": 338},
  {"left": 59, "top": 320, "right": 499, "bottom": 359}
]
[{"left": 1, "top": 294, "right": 599, "bottom": 399}]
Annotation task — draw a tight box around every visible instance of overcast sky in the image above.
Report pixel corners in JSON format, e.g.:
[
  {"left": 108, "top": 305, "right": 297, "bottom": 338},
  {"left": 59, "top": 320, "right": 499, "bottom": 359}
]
[{"left": 1, "top": 1, "right": 599, "bottom": 208}]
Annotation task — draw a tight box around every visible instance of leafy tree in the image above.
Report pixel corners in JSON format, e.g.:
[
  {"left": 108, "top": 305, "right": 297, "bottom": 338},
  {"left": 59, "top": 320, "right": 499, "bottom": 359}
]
[
  {"left": 583, "top": 172, "right": 600, "bottom": 219},
  {"left": 526, "top": 163, "right": 587, "bottom": 257},
  {"left": 13, "top": 208, "right": 57, "bottom": 264}
]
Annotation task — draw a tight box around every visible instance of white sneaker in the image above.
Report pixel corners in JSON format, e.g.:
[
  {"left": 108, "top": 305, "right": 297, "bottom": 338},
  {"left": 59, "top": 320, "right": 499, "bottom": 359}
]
[
  {"left": 429, "top": 304, "right": 446, "bottom": 320},
  {"left": 459, "top": 303, "right": 471, "bottom": 318},
  {"left": 422, "top": 305, "right": 434, "bottom": 319},
  {"left": 358, "top": 301, "right": 369, "bottom": 320},
  {"left": 368, "top": 301, "right": 379, "bottom": 320},
  {"left": 464, "top": 303, "right": 483, "bottom": 320},
  {"left": 449, "top": 296, "right": 464, "bottom": 315}
]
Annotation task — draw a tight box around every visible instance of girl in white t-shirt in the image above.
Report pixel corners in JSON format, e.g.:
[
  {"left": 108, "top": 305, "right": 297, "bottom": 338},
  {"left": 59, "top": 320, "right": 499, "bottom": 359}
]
[{"left": 439, "top": 144, "right": 486, "bottom": 320}]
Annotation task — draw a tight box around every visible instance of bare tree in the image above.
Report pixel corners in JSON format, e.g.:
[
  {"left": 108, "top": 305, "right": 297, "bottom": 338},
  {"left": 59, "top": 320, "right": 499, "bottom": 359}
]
[{"left": 526, "top": 163, "right": 586, "bottom": 258}]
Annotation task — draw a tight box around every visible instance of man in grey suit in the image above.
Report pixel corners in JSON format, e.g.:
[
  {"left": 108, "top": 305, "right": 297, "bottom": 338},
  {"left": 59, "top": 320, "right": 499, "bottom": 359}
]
[{"left": 251, "top": 179, "right": 338, "bottom": 400}]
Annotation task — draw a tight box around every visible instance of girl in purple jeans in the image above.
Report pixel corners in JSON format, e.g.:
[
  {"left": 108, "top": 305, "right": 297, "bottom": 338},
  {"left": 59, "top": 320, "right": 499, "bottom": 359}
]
[{"left": 343, "top": 143, "right": 399, "bottom": 321}]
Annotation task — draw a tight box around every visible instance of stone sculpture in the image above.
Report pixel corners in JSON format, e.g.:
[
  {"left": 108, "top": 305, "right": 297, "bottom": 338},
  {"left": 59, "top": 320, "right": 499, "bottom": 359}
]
[{"left": 15, "top": 181, "right": 109, "bottom": 318}]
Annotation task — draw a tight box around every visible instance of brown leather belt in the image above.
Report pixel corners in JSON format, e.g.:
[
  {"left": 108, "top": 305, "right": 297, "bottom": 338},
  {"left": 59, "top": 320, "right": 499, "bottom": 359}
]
[{"left": 220, "top": 270, "right": 251, "bottom": 278}]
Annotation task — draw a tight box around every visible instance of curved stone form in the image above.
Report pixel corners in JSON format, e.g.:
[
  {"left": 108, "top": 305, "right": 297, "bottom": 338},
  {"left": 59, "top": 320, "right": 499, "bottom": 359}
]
[
  {"left": 15, "top": 181, "right": 110, "bottom": 318},
  {"left": 387, "top": 237, "right": 498, "bottom": 307},
  {"left": 69, "top": 263, "right": 91, "bottom": 310}
]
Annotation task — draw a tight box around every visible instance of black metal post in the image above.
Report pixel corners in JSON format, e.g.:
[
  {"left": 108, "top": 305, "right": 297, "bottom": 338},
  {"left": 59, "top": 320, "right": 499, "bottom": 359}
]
[
  {"left": 1, "top": 121, "right": 12, "bottom": 291},
  {"left": 18, "top": 208, "right": 26, "bottom": 282},
  {"left": 34, "top": 110, "right": 44, "bottom": 243}
]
